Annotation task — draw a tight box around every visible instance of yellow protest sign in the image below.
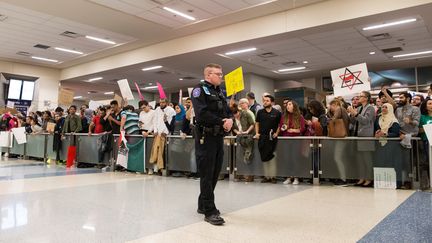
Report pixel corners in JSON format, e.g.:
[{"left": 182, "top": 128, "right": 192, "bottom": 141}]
[{"left": 225, "top": 66, "right": 244, "bottom": 97}]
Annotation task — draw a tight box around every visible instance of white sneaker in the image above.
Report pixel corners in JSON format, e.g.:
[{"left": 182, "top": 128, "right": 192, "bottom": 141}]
[
  {"left": 283, "top": 178, "right": 292, "bottom": 185},
  {"left": 148, "top": 170, "right": 154, "bottom": 175},
  {"left": 293, "top": 178, "right": 299, "bottom": 185}
]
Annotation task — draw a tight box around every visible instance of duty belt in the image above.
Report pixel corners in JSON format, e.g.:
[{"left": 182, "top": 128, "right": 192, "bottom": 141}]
[{"left": 201, "top": 125, "right": 224, "bottom": 136}]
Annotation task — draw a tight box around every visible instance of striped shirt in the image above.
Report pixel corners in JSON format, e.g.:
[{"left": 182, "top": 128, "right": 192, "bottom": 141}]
[{"left": 121, "top": 110, "right": 140, "bottom": 135}]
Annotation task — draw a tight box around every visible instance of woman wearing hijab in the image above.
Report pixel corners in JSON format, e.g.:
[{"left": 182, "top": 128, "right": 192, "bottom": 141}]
[{"left": 374, "top": 103, "right": 401, "bottom": 139}]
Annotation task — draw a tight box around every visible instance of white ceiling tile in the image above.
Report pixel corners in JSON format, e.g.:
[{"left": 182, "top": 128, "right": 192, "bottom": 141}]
[
  {"left": 121, "top": 0, "right": 160, "bottom": 11},
  {"left": 212, "top": 0, "right": 249, "bottom": 10},
  {"left": 183, "top": 0, "right": 230, "bottom": 15}
]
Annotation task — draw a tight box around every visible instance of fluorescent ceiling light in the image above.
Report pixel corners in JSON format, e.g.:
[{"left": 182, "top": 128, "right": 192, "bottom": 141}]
[
  {"left": 55, "top": 47, "right": 83, "bottom": 55},
  {"left": 393, "top": 50, "right": 432, "bottom": 58},
  {"left": 85, "top": 35, "right": 116, "bottom": 45},
  {"left": 142, "top": 65, "right": 162, "bottom": 71},
  {"left": 225, "top": 48, "right": 257, "bottom": 55},
  {"left": 104, "top": 91, "right": 114, "bottom": 95},
  {"left": 163, "top": 7, "right": 196, "bottom": 21},
  {"left": 278, "top": 66, "right": 306, "bottom": 72},
  {"left": 302, "top": 61, "right": 308, "bottom": 64},
  {"left": 363, "top": 18, "right": 416, "bottom": 30},
  {"left": 73, "top": 96, "right": 83, "bottom": 99},
  {"left": 88, "top": 77, "right": 103, "bottom": 82},
  {"left": 179, "top": 78, "right": 183, "bottom": 81},
  {"left": 31, "top": 56, "right": 58, "bottom": 63},
  {"left": 143, "top": 86, "right": 158, "bottom": 90},
  {"left": 369, "top": 51, "right": 376, "bottom": 55}
]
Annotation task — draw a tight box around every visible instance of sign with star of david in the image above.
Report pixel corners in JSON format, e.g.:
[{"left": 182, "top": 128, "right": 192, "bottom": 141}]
[{"left": 330, "top": 63, "right": 371, "bottom": 96}]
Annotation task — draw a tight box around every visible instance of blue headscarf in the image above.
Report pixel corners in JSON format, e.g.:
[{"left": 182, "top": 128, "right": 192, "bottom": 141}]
[{"left": 175, "top": 104, "right": 186, "bottom": 121}]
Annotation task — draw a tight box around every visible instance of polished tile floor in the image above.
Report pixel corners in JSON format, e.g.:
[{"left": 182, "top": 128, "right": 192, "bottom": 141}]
[{"left": 0, "top": 158, "right": 430, "bottom": 243}]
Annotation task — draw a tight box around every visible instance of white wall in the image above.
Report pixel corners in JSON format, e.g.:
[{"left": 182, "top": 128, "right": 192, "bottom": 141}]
[
  {"left": 236, "top": 73, "right": 275, "bottom": 101},
  {"left": 0, "top": 60, "right": 60, "bottom": 110}
]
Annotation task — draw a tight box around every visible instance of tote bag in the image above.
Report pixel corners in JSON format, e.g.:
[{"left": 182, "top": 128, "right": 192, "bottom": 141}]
[{"left": 328, "top": 119, "right": 347, "bottom": 138}]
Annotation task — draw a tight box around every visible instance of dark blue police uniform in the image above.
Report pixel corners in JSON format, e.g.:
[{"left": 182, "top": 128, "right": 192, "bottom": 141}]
[{"left": 191, "top": 80, "right": 230, "bottom": 225}]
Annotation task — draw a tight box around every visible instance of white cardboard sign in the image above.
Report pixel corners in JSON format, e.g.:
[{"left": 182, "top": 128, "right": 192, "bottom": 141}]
[
  {"left": 117, "top": 79, "right": 135, "bottom": 101},
  {"left": 374, "top": 167, "right": 397, "bottom": 189},
  {"left": 331, "top": 63, "right": 371, "bottom": 96}
]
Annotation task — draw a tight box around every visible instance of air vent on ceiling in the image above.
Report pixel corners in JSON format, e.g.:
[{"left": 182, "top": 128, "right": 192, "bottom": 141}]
[
  {"left": 60, "top": 31, "right": 82, "bottom": 38},
  {"left": 0, "top": 14, "right": 7, "bottom": 21},
  {"left": 87, "top": 91, "right": 97, "bottom": 94},
  {"left": 34, "top": 44, "right": 50, "bottom": 49},
  {"left": 155, "top": 71, "right": 170, "bottom": 75},
  {"left": 381, "top": 47, "right": 403, "bottom": 53},
  {"left": 16, "top": 51, "right": 32, "bottom": 56},
  {"left": 258, "top": 52, "right": 277, "bottom": 58},
  {"left": 281, "top": 61, "right": 298, "bottom": 66},
  {"left": 367, "top": 33, "right": 391, "bottom": 41},
  {"left": 181, "top": 76, "right": 196, "bottom": 80}
]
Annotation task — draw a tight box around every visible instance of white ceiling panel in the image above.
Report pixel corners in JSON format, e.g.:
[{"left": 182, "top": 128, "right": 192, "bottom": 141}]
[
  {"left": 212, "top": 0, "right": 249, "bottom": 10},
  {"left": 137, "top": 11, "right": 183, "bottom": 28},
  {"left": 183, "top": 0, "right": 230, "bottom": 15},
  {"left": 0, "top": 2, "right": 137, "bottom": 65},
  {"left": 121, "top": 0, "right": 160, "bottom": 11}
]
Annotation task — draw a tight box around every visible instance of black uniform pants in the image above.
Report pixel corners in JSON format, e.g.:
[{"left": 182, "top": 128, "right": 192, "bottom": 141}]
[{"left": 196, "top": 134, "right": 224, "bottom": 217}]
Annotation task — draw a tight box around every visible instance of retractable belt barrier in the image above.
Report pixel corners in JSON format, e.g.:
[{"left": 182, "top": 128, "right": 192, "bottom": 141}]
[{"left": 0, "top": 132, "right": 425, "bottom": 189}]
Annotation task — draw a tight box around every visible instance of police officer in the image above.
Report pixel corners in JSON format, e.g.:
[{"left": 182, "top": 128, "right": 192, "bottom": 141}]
[{"left": 191, "top": 63, "right": 233, "bottom": 225}]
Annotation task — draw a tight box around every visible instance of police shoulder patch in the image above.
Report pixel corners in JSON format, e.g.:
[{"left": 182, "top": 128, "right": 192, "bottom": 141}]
[{"left": 192, "top": 88, "right": 201, "bottom": 97}]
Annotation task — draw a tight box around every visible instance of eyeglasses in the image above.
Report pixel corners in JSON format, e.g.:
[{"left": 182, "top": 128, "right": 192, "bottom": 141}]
[{"left": 210, "top": 72, "right": 223, "bottom": 77}]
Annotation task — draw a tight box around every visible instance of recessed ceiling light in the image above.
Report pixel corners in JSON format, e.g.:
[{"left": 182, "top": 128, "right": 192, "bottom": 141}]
[
  {"left": 362, "top": 18, "right": 417, "bottom": 30},
  {"left": 87, "top": 77, "right": 103, "bottom": 82},
  {"left": 278, "top": 66, "right": 306, "bottom": 72},
  {"left": 393, "top": 50, "right": 432, "bottom": 58},
  {"left": 149, "top": 83, "right": 153, "bottom": 85},
  {"left": 143, "top": 85, "right": 158, "bottom": 90},
  {"left": 302, "top": 61, "right": 308, "bottom": 64},
  {"left": 73, "top": 96, "right": 83, "bottom": 99},
  {"left": 55, "top": 47, "right": 83, "bottom": 55},
  {"left": 85, "top": 35, "right": 116, "bottom": 45},
  {"left": 369, "top": 51, "right": 376, "bottom": 55},
  {"left": 163, "top": 7, "right": 196, "bottom": 21},
  {"left": 31, "top": 56, "right": 58, "bottom": 63},
  {"left": 179, "top": 78, "right": 183, "bottom": 81},
  {"left": 225, "top": 48, "right": 257, "bottom": 55},
  {"left": 142, "top": 65, "right": 162, "bottom": 71},
  {"left": 104, "top": 91, "right": 114, "bottom": 95}
]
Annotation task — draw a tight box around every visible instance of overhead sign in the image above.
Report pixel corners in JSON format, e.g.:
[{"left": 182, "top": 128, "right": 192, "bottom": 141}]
[
  {"left": 225, "top": 66, "right": 244, "bottom": 97},
  {"left": 331, "top": 63, "right": 371, "bottom": 96}
]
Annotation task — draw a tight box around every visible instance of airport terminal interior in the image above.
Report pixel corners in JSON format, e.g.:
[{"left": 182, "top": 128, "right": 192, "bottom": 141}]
[{"left": 1, "top": 0, "right": 432, "bottom": 242}]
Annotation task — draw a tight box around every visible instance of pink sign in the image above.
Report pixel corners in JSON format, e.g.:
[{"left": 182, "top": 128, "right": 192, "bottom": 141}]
[{"left": 157, "top": 82, "right": 167, "bottom": 99}]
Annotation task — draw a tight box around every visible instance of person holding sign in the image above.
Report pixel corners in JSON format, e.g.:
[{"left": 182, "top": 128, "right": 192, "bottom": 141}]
[{"left": 191, "top": 63, "right": 232, "bottom": 226}]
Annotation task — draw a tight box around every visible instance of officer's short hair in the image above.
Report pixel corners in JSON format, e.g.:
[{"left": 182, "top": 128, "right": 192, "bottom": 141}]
[
  {"left": 205, "top": 63, "right": 222, "bottom": 69},
  {"left": 160, "top": 98, "right": 168, "bottom": 103},
  {"left": 264, "top": 94, "right": 275, "bottom": 102},
  {"left": 110, "top": 100, "right": 118, "bottom": 106}
]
